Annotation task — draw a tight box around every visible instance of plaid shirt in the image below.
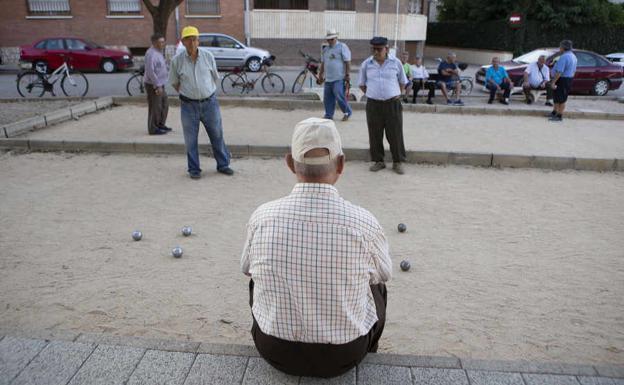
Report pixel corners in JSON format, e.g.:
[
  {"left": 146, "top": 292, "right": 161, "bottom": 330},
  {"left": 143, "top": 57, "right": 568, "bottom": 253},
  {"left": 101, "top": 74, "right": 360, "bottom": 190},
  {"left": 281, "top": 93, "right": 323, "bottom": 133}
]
[{"left": 241, "top": 183, "right": 392, "bottom": 344}]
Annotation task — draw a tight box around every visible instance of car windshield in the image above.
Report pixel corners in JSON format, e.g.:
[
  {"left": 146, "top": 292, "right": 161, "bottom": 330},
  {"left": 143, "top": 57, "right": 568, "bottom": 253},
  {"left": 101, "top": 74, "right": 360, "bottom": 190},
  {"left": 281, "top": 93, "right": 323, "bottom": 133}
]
[{"left": 513, "top": 50, "right": 553, "bottom": 64}]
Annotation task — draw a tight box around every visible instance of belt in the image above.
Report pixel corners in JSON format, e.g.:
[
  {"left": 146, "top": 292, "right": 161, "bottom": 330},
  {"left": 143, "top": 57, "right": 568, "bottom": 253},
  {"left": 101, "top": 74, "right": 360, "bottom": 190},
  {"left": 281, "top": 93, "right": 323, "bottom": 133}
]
[
  {"left": 179, "top": 93, "right": 214, "bottom": 103},
  {"left": 367, "top": 96, "right": 401, "bottom": 103}
]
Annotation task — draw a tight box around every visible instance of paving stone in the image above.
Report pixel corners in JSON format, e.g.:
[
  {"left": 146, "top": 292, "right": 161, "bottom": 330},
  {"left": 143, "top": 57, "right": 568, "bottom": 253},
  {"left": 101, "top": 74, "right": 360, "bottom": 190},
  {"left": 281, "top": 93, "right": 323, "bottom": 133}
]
[
  {"left": 342, "top": 148, "right": 369, "bottom": 162},
  {"left": 412, "top": 367, "right": 469, "bottom": 385},
  {"left": 522, "top": 373, "right": 581, "bottom": 384},
  {"left": 363, "top": 353, "right": 460, "bottom": 369},
  {"left": 299, "top": 367, "right": 355, "bottom": 384},
  {"left": 62, "top": 140, "right": 136, "bottom": 153},
  {"left": 67, "top": 344, "right": 145, "bottom": 385},
  {"left": 197, "top": 342, "right": 259, "bottom": 357},
  {"left": 133, "top": 142, "right": 186, "bottom": 154},
  {"left": 241, "top": 357, "right": 299, "bottom": 385},
  {"left": 126, "top": 350, "right": 195, "bottom": 385},
  {"left": 466, "top": 370, "right": 525, "bottom": 385},
  {"left": 248, "top": 145, "right": 286, "bottom": 158},
  {"left": 76, "top": 332, "right": 199, "bottom": 353},
  {"left": 10, "top": 340, "right": 95, "bottom": 385},
  {"left": 532, "top": 156, "right": 575, "bottom": 170},
  {"left": 183, "top": 353, "right": 247, "bottom": 385},
  {"left": 594, "top": 365, "right": 624, "bottom": 379},
  {"left": 0, "top": 336, "right": 48, "bottom": 385},
  {"left": 492, "top": 154, "right": 534, "bottom": 169},
  {"left": 462, "top": 358, "right": 597, "bottom": 376},
  {"left": 0, "top": 328, "right": 79, "bottom": 343},
  {"left": 357, "top": 364, "right": 412, "bottom": 385},
  {"left": 574, "top": 158, "right": 616, "bottom": 172},
  {"left": 577, "top": 377, "right": 621, "bottom": 385},
  {"left": 448, "top": 152, "right": 493, "bottom": 167},
  {"left": 408, "top": 150, "right": 449, "bottom": 165}
]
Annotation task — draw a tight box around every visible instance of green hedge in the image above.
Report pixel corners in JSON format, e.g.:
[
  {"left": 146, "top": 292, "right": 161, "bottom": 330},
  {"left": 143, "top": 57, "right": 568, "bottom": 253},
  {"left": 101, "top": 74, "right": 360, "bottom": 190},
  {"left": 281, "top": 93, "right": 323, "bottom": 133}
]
[{"left": 427, "top": 21, "right": 624, "bottom": 56}]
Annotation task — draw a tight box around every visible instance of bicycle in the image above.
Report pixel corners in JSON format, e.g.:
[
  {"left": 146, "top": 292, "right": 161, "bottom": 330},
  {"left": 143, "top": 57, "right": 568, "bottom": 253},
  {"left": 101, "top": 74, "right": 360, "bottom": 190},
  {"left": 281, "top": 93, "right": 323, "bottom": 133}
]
[
  {"left": 16, "top": 56, "right": 88, "bottom": 98},
  {"left": 126, "top": 65, "right": 145, "bottom": 96},
  {"left": 221, "top": 55, "right": 284, "bottom": 94},
  {"left": 292, "top": 50, "right": 321, "bottom": 94}
]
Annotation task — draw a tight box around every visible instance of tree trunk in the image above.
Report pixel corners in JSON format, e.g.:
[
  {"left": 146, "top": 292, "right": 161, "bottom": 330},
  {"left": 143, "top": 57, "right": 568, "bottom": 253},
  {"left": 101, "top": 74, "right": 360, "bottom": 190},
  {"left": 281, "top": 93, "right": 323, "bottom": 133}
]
[
  {"left": 152, "top": 10, "right": 168, "bottom": 38},
  {"left": 142, "top": 0, "right": 184, "bottom": 40}
]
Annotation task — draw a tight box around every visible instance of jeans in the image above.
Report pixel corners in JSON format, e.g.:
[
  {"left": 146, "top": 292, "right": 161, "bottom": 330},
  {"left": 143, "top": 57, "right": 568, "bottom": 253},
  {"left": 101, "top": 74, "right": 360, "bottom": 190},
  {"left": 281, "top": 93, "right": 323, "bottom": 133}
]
[
  {"left": 487, "top": 81, "right": 511, "bottom": 101},
  {"left": 323, "top": 80, "right": 352, "bottom": 119},
  {"left": 180, "top": 94, "right": 230, "bottom": 175}
]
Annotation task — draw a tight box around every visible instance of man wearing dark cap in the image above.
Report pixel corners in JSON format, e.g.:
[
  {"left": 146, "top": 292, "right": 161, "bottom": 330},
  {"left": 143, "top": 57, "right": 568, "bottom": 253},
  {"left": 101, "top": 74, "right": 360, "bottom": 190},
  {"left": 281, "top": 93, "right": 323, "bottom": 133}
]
[
  {"left": 549, "top": 40, "right": 577, "bottom": 122},
  {"left": 358, "top": 36, "right": 410, "bottom": 175}
]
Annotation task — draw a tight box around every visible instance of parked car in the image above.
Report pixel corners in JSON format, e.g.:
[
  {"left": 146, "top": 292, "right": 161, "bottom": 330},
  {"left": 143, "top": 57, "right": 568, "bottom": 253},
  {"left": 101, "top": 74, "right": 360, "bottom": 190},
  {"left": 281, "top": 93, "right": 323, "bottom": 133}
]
[
  {"left": 475, "top": 48, "right": 623, "bottom": 96},
  {"left": 175, "top": 33, "right": 270, "bottom": 72},
  {"left": 20, "top": 37, "right": 133, "bottom": 73},
  {"left": 605, "top": 52, "right": 624, "bottom": 67}
]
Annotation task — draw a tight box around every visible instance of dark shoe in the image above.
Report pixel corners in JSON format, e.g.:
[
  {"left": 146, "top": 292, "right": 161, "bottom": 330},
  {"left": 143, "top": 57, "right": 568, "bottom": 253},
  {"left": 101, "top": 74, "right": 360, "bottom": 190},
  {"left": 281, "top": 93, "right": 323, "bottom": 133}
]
[
  {"left": 500, "top": 99, "right": 509, "bottom": 105},
  {"left": 549, "top": 115, "right": 563, "bottom": 122},
  {"left": 392, "top": 162, "right": 404, "bottom": 175},
  {"left": 189, "top": 172, "right": 201, "bottom": 179},
  {"left": 426, "top": 99, "right": 433, "bottom": 105},
  {"left": 341, "top": 113, "right": 351, "bottom": 121},
  {"left": 526, "top": 98, "right": 533, "bottom": 105},
  {"left": 218, "top": 167, "right": 234, "bottom": 176},
  {"left": 149, "top": 128, "right": 168, "bottom": 135},
  {"left": 454, "top": 99, "right": 464, "bottom": 106},
  {"left": 545, "top": 110, "right": 557, "bottom": 118},
  {"left": 369, "top": 162, "right": 386, "bottom": 172},
  {"left": 446, "top": 99, "right": 453, "bottom": 105},
  {"left": 402, "top": 97, "right": 408, "bottom": 103},
  {"left": 487, "top": 98, "right": 493, "bottom": 104},
  {"left": 160, "top": 126, "right": 173, "bottom": 132},
  {"left": 545, "top": 101, "right": 553, "bottom": 107}
]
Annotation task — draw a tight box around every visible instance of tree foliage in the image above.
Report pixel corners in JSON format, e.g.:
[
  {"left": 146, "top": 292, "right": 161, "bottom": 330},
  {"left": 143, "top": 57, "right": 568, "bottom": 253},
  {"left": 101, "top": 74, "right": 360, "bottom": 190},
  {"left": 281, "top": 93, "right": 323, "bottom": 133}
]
[
  {"left": 142, "top": 0, "right": 185, "bottom": 38},
  {"left": 438, "top": 0, "right": 624, "bottom": 28}
]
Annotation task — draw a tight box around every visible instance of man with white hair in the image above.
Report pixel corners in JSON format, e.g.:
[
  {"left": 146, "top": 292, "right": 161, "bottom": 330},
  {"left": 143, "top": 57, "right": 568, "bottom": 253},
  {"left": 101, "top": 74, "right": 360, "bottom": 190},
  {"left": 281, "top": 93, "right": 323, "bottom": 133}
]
[
  {"left": 241, "top": 117, "right": 391, "bottom": 378},
  {"left": 318, "top": 29, "right": 353, "bottom": 121},
  {"left": 522, "top": 54, "right": 553, "bottom": 106},
  {"left": 437, "top": 52, "right": 463, "bottom": 105}
]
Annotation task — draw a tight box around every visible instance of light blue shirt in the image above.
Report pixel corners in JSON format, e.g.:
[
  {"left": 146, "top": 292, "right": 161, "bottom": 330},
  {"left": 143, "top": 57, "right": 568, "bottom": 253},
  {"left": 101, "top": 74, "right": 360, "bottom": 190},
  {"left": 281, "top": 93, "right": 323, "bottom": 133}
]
[
  {"left": 485, "top": 65, "right": 509, "bottom": 86},
  {"left": 322, "top": 42, "right": 351, "bottom": 82},
  {"left": 553, "top": 51, "right": 577, "bottom": 78},
  {"left": 169, "top": 47, "right": 220, "bottom": 100},
  {"left": 357, "top": 55, "right": 409, "bottom": 100}
]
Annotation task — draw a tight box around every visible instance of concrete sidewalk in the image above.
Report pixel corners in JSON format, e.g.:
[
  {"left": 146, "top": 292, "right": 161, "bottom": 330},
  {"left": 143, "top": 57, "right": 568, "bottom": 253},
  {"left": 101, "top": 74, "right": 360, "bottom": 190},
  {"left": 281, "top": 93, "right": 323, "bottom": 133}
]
[{"left": 1, "top": 332, "right": 623, "bottom": 385}]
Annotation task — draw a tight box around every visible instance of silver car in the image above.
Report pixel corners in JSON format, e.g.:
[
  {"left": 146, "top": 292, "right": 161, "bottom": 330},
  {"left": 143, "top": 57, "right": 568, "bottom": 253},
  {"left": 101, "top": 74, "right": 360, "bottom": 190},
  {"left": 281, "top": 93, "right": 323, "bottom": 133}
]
[{"left": 175, "top": 33, "right": 270, "bottom": 72}]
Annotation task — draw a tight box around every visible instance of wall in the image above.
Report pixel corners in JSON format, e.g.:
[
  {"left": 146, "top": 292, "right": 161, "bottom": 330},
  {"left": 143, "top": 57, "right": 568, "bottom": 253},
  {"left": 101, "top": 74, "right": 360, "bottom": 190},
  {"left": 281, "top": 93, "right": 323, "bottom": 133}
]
[{"left": 424, "top": 45, "right": 513, "bottom": 65}]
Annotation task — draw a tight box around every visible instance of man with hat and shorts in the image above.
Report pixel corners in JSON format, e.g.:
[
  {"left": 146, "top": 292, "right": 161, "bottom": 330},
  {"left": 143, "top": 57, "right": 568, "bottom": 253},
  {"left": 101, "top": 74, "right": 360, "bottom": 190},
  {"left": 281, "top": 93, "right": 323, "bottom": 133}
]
[
  {"left": 318, "top": 29, "right": 353, "bottom": 121},
  {"left": 169, "top": 26, "right": 234, "bottom": 179},
  {"left": 241, "top": 117, "right": 391, "bottom": 378},
  {"left": 549, "top": 39, "right": 577, "bottom": 122},
  {"left": 358, "top": 36, "right": 410, "bottom": 174}
]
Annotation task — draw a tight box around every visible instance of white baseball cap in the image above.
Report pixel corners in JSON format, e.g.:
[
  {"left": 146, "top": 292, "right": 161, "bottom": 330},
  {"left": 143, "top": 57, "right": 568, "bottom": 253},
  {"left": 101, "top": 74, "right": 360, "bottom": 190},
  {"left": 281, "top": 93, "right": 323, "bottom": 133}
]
[{"left": 291, "top": 118, "right": 343, "bottom": 165}]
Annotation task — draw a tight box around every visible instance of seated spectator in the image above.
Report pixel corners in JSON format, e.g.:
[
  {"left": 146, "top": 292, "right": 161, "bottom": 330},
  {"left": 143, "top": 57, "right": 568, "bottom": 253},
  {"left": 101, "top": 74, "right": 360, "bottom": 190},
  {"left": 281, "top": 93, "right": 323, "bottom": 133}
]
[
  {"left": 485, "top": 57, "right": 512, "bottom": 105},
  {"left": 411, "top": 56, "right": 434, "bottom": 104},
  {"left": 241, "top": 117, "right": 391, "bottom": 378},
  {"left": 401, "top": 51, "right": 412, "bottom": 102},
  {"left": 437, "top": 52, "right": 463, "bottom": 106},
  {"left": 522, "top": 54, "right": 553, "bottom": 106}
]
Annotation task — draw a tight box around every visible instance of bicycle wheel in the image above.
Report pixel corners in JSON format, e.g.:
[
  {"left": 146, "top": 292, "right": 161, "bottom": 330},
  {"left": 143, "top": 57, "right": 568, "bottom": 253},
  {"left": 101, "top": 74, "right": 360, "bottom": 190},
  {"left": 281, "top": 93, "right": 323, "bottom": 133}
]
[
  {"left": 126, "top": 74, "right": 145, "bottom": 96},
  {"left": 460, "top": 78, "right": 473, "bottom": 96},
  {"left": 16, "top": 70, "right": 45, "bottom": 98},
  {"left": 262, "top": 73, "right": 285, "bottom": 94},
  {"left": 61, "top": 71, "right": 88, "bottom": 97},
  {"left": 291, "top": 70, "right": 307, "bottom": 93},
  {"left": 221, "top": 73, "right": 245, "bottom": 94}
]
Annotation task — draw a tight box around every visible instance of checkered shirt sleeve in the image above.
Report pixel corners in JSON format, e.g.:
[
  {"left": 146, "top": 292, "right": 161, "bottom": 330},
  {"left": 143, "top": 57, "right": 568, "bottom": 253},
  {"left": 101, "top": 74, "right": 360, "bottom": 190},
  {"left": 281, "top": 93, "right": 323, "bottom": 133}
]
[{"left": 241, "top": 183, "right": 392, "bottom": 344}]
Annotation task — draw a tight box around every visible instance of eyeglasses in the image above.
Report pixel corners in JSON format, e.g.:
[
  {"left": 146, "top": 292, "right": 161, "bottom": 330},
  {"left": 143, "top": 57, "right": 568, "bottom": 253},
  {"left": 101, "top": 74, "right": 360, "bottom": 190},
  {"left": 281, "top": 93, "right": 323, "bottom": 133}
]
[{"left": 371, "top": 47, "right": 385, "bottom": 52}]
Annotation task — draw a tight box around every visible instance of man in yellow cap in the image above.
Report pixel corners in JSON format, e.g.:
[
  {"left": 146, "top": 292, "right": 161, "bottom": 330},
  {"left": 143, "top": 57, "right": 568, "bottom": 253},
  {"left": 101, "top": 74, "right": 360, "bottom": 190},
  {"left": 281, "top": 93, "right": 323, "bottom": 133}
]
[{"left": 169, "top": 26, "right": 233, "bottom": 179}]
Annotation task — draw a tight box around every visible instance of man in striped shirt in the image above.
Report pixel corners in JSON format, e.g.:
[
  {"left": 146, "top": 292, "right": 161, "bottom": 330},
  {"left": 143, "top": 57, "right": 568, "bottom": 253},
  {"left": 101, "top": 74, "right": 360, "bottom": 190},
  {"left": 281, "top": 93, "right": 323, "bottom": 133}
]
[{"left": 241, "top": 117, "right": 392, "bottom": 378}]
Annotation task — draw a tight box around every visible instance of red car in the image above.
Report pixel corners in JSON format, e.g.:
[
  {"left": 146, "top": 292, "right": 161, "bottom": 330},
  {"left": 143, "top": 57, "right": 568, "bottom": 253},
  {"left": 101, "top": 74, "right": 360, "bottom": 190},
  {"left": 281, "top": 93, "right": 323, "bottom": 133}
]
[
  {"left": 475, "top": 48, "right": 623, "bottom": 96},
  {"left": 20, "top": 37, "right": 133, "bottom": 73}
]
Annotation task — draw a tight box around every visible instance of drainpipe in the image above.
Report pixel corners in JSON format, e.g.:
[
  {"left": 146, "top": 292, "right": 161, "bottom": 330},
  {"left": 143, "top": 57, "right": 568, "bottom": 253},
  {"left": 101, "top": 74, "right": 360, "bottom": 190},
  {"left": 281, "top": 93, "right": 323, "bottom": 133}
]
[
  {"left": 393, "top": 0, "right": 400, "bottom": 50},
  {"left": 174, "top": 6, "right": 180, "bottom": 40},
  {"left": 244, "top": 0, "right": 251, "bottom": 46},
  {"left": 373, "top": 0, "right": 379, "bottom": 36}
]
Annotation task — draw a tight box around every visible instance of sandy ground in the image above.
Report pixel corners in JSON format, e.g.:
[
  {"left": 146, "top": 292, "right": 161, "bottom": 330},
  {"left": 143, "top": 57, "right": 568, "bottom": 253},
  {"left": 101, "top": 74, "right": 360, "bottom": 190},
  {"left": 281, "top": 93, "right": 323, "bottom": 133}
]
[
  {"left": 0, "top": 151, "right": 623, "bottom": 365},
  {"left": 21, "top": 105, "right": 624, "bottom": 159}
]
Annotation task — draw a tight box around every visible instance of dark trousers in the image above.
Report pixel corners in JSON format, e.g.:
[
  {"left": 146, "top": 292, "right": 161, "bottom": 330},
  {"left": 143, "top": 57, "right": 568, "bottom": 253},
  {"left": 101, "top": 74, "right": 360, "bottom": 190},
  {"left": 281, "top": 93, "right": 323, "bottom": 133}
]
[
  {"left": 523, "top": 82, "right": 553, "bottom": 100},
  {"left": 486, "top": 81, "right": 511, "bottom": 101},
  {"left": 366, "top": 97, "right": 406, "bottom": 163},
  {"left": 412, "top": 79, "right": 435, "bottom": 103},
  {"left": 146, "top": 83, "right": 169, "bottom": 134},
  {"left": 249, "top": 279, "right": 387, "bottom": 378}
]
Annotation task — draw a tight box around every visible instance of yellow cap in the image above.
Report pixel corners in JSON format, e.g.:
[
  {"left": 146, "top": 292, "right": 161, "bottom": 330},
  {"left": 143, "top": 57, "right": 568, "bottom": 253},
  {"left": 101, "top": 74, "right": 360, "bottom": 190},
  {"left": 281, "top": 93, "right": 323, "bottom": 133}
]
[{"left": 181, "top": 26, "right": 199, "bottom": 39}]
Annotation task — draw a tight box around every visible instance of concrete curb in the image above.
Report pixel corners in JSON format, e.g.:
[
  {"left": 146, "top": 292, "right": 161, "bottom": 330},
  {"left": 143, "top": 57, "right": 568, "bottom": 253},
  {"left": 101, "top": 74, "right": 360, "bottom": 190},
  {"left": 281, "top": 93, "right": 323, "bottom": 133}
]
[
  {"left": 0, "top": 97, "right": 113, "bottom": 139},
  {"left": 1, "top": 330, "right": 622, "bottom": 379},
  {"left": 111, "top": 96, "right": 624, "bottom": 121},
  {"left": 1, "top": 139, "right": 621, "bottom": 172}
]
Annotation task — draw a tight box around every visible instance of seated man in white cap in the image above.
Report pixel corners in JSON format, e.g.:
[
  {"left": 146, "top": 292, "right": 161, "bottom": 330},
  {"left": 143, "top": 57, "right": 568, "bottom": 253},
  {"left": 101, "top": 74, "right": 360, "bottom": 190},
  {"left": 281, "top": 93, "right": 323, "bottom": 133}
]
[{"left": 241, "top": 117, "right": 392, "bottom": 378}]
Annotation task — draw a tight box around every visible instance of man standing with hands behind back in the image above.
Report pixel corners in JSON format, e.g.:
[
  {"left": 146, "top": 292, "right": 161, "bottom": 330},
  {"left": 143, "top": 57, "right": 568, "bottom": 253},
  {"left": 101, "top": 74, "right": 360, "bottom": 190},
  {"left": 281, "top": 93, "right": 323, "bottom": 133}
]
[
  {"left": 318, "top": 29, "right": 353, "bottom": 122},
  {"left": 169, "top": 26, "right": 234, "bottom": 179},
  {"left": 143, "top": 33, "right": 171, "bottom": 135}
]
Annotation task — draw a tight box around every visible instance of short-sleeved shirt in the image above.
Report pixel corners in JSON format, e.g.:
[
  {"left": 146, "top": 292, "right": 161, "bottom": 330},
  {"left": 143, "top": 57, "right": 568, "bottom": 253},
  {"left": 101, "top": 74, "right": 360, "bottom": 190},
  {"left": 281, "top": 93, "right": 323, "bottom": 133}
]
[
  {"left": 524, "top": 62, "right": 550, "bottom": 88},
  {"left": 169, "top": 47, "right": 220, "bottom": 100},
  {"left": 485, "top": 66, "right": 509, "bottom": 86},
  {"left": 402, "top": 62, "right": 411, "bottom": 78},
  {"left": 358, "top": 55, "right": 409, "bottom": 100},
  {"left": 437, "top": 61, "right": 457, "bottom": 82},
  {"left": 321, "top": 42, "right": 351, "bottom": 82},
  {"left": 553, "top": 51, "right": 578, "bottom": 78},
  {"left": 410, "top": 64, "right": 429, "bottom": 80},
  {"left": 144, "top": 46, "right": 168, "bottom": 87}
]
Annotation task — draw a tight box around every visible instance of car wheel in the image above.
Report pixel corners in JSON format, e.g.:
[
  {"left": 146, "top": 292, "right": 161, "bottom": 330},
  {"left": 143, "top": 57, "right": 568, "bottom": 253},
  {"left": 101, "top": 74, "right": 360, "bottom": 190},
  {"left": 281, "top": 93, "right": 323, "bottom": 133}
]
[
  {"left": 592, "top": 79, "right": 609, "bottom": 96},
  {"left": 246, "top": 57, "right": 262, "bottom": 72},
  {"left": 33, "top": 60, "right": 48, "bottom": 73},
  {"left": 101, "top": 59, "right": 117, "bottom": 73}
]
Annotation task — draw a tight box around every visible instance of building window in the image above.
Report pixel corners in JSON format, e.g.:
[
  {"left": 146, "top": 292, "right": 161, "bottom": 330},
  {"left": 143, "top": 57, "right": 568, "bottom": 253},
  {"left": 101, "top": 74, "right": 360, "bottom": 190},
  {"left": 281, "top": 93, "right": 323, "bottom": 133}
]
[
  {"left": 186, "top": 0, "right": 220, "bottom": 15},
  {"left": 108, "top": 0, "right": 141, "bottom": 14},
  {"left": 407, "top": 0, "right": 421, "bottom": 14},
  {"left": 27, "top": 0, "right": 70, "bottom": 15},
  {"left": 254, "top": 0, "right": 308, "bottom": 10},
  {"left": 326, "top": 0, "right": 354, "bottom": 11}
]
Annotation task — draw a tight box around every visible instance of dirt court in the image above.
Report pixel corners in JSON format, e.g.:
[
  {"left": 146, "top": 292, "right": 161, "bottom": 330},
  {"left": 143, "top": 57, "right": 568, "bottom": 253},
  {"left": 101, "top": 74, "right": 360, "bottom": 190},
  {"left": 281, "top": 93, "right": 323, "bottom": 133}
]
[{"left": 0, "top": 151, "right": 622, "bottom": 365}]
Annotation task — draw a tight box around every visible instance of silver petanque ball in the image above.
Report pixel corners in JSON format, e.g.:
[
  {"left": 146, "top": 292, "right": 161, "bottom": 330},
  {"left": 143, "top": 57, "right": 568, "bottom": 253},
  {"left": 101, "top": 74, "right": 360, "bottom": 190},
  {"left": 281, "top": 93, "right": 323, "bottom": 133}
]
[
  {"left": 397, "top": 223, "right": 407, "bottom": 233},
  {"left": 182, "top": 226, "right": 192, "bottom": 237},
  {"left": 132, "top": 231, "right": 142, "bottom": 241},
  {"left": 400, "top": 260, "right": 411, "bottom": 271},
  {"left": 172, "top": 246, "right": 183, "bottom": 258}
]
